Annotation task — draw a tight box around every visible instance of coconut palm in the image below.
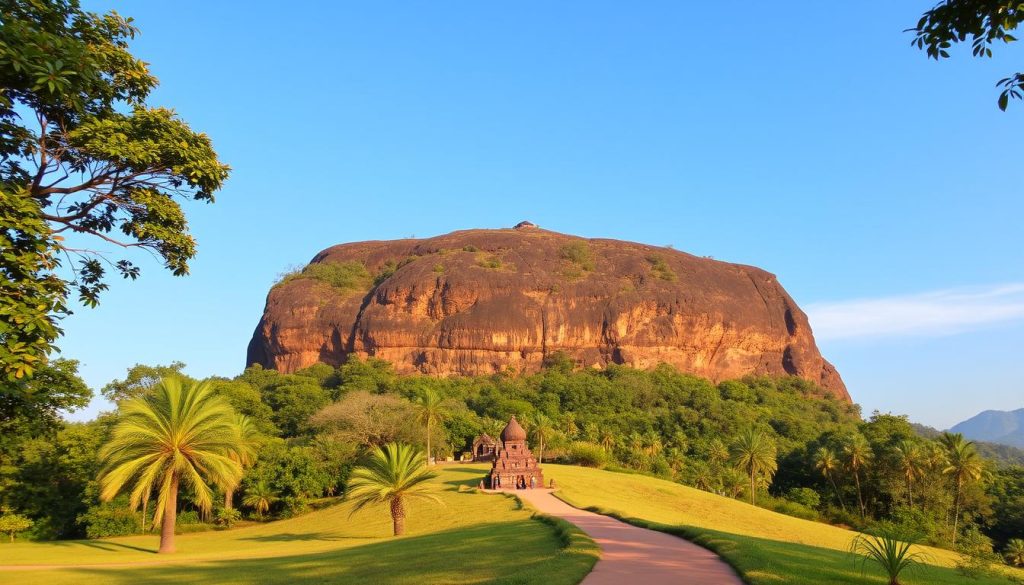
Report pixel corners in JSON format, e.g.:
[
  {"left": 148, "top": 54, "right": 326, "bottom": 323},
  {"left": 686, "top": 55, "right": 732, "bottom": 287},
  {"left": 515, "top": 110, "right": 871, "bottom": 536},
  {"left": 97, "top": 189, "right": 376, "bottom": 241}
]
[
  {"left": 98, "top": 377, "right": 242, "bottom": 553},
  {"left": 940, "top": 432, "right": 987, "bottom": 545},
  {"left": 644, "top": 431, "right": 663, "bottom": 457},
  {"left": 224, "top": 414, "right": 261, "bottom": 510},
  {"left": 347, "top": 443, "right": 441, "bottom": 536},
  {"left": 850, "top": 532, "right": 929, "bottom": 585},
  {"left": 729, "top": 428, "right": 777, "bottom": 505},
  {"left": 814, "top": 446, "right": 846, "bottom": 512},
  {"left": 708, "top": 437, "right": 730, "bottom": 470},
  {"left": 530, "top": 413, "right": 555, "bottom": 463},
  {"left": 563, "top": 413, "right": 579, "bottom": 439},
  {"left": 242, "top": 480, "right": 279, "bottom": 520},
  {"left": 413, "top": 387, "right": 448, "bottom": 465},
  {"left": 1004, "top": 538, "right": 1024, "bottom": 567},
  {"left": 843, "top": 435, "right": 873, "bottom": 519},
  {"left": 892, "top": 440, "right": 925, "bottom": 508},
  {"left": 599, "top": 430, "right": 616, "bottom": 453}
]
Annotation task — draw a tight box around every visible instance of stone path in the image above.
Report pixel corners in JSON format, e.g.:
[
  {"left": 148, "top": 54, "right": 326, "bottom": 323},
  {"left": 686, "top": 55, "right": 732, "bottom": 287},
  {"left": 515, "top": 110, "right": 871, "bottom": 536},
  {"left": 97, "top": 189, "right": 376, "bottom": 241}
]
[{"left": 510, "top": 489, "right": 744, "bottom": 585}]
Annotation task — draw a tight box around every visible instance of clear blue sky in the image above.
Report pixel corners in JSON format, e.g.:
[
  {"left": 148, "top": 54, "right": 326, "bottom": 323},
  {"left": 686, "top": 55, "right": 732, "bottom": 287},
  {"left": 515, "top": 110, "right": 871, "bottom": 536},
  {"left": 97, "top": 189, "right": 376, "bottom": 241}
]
[{"left": 65, "top": 1, "right": 1023, "bottom": 429}]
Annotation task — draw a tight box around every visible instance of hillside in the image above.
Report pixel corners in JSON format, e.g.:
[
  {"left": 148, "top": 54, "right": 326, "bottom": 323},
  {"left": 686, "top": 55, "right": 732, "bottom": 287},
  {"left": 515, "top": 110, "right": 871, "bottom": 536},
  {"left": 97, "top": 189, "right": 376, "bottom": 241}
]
[
  {"left": 950, "top": 408, "right": 1024, "bottom": 449},
  {"left": 248, "top": 224, "right": 848, "bottom": 400}
]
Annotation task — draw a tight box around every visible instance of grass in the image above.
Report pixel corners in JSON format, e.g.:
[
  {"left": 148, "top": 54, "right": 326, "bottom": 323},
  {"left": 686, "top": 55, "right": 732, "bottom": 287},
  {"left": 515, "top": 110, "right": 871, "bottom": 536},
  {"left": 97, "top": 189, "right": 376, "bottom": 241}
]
[
  {"left": 275, "top": 261, "right": 372, "bottom": 294},
  {"left": 544, "top": 464, "right": 1024, "bottom": 585},
  {"left": 0, "top": 465, "right": 596, "bottom": 585}
]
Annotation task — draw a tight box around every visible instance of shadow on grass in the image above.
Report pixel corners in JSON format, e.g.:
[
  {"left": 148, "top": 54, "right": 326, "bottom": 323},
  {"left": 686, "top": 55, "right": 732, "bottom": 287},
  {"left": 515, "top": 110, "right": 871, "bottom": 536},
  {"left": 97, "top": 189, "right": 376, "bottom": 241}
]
[
  {"left": 26, "top": 516, "right": 596, "bottom": 585},
  {"left": 577, "top": 504, "right": 1013, "bottom": 585},
  {"left": 239, "top": 532, "right": 359, "bottom": 543},
  {"left": 49, "top": 540, "right": 156, "bottom": 554}
]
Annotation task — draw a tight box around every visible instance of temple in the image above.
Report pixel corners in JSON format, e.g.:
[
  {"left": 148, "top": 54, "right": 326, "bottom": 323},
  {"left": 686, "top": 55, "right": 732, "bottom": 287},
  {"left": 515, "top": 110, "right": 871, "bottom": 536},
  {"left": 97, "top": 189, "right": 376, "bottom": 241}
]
[
  {"left": 472, "top": 433, "right": 497, "bottom": 462},
  {"left": 488, "top": 416, "right": 544, "bottom": 489}
]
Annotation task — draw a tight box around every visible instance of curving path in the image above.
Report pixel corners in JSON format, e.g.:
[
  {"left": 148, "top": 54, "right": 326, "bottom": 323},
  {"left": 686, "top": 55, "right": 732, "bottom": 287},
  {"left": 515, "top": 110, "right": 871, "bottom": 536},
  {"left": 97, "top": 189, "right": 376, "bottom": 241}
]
[{"left": 512, "top": 489, "right": 744, "bottom": 585}]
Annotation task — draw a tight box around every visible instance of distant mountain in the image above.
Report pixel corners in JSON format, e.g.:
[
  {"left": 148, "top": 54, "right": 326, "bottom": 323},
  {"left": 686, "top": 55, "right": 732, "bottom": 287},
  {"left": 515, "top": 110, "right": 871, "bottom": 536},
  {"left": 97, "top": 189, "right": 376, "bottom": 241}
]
[
  {"left": 911, "top": 422, "right": 1024, "bottom": 467},
  {"left": 949, "top": 408, "right": 1024, "bottom": 449}
]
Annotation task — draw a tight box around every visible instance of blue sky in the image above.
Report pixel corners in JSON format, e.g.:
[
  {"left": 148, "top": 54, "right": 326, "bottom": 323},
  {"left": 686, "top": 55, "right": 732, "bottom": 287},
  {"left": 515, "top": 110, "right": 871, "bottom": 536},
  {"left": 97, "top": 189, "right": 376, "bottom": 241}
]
[{"left": 64, "top": 1, "right": 1023, "bottom": 429}]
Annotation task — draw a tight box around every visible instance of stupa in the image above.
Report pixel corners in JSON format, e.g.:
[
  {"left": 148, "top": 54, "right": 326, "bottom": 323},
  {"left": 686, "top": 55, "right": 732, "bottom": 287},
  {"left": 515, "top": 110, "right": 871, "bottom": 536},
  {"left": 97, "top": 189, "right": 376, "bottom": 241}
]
[{"left": 488, "top": 416, "right": 544, "bottom": 489}]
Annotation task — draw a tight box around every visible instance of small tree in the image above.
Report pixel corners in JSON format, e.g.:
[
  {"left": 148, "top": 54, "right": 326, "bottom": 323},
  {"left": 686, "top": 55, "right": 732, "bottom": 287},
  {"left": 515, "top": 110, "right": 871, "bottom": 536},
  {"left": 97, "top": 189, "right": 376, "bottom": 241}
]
[
  {"left": 843, "top": 435, "right": 873, "bottom": 519},
  {"left": 850, "top": 532, "right": 930, "bottom": 585},
  {"left": 814, "top": 446, "right": 846, "bottom": 512},
  {"left": 346, "top": 443, "right": 440, "bottom": 536},
  {"left": 0, "top": 509, "right": 33, "bottom": 542},
  {"left": 729, "top": 428, "right": 777, "bottom": 506},
  {"left": 413, "top": 388, "right": 447, "bottom": 465},
  {"left": 1004, "top": 538, "right": 1024, "bottom": 567},
  {"left": 530, "top": 413, "right": 555, "bottom": 463},
  {"left": 242, "top": 481, "right": 278, "bottom": 520}
]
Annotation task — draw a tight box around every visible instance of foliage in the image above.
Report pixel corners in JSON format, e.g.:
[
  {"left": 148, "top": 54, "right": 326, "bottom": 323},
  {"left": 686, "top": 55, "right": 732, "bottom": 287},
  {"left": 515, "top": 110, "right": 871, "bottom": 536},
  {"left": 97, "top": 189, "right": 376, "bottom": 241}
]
[
  {"left": 566, "top": 441, "right": 609, "bottom": 468},
  {"left": 98, "top": 377, "right": 242, "bottom": 553},
  {"left": 276, "top": 261, "right": 372, "bottom": 294},
  {"left": 910, "top": 0, "right": 1024, "bottom": 110},
  {"left": 730, "top": 427, "right": 777, "bottom": 505},
  {"left": 311, "top": 391, "right": 418, "bottom": 446},
  {"left": 956, "top": 524, "right": 1002, "bottom": 579},
  {"left": 100, "top": 361, "right": 188, "bottom": 402},
  {"left": 413, "top": 386, "right": 447, "bottom": 463},
  {"left": 346, "top": 443, "right": 441, "bottom": 536},
  {"left": 1005, "top": 539, "right": 1024, "bottom": 567},
  {"left": 559, "top": 241, "right": 594, "bottom": 278},
  {"left": 0, "top": 508, "right": 34, "bottom": 541},
  {"left": 850, "top": 531, "right": 930, "bottom": 585},
  {"left": 79, "top": 500, "right": 138, "bottom": 539},
  {"left": 241, "top": 480, "right": 278, "bottom": 520},
  {"left": 476, "top": 254, "right": 503, "bottom": 269},
  {"left": 645, "top": 255, "right": 676, "bottom": 281},
  {"left": 0, "top": 0, "right": 228, "bottom": 381}
]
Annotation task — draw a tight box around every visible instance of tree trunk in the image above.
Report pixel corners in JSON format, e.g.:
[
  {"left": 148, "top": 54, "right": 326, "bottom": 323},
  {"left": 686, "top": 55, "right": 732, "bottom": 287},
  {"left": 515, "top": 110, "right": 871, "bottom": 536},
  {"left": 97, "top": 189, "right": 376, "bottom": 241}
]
[
  {"left": 539, "top": 437, "right": 545, "bottom": 464},
  {"left": 390, "top": 496, "right": 406, "bottom": 536},
  {"left": 141, "top": 498, "right": 148, "bottom": 531},
  {"left": 828, "top": 474, "right": 846, "bottom": 512},
  {"left": 225, "top": 489, "right": 234, "bottom": 510},
  {"left": 907, "top": 479, "right": 914, "bottom": 509},
  {"left": 854, "top": 471, "right": 865, "bottom": 518},
  {"left": 749, "top": 470, "right": 756, "bottom": 506},
  {"left": 952, "top": 477, "right": 962, "bottom": 545},
  {"left": 158, "top": 474, "right": 179, "bottom": 554},
  {"left": 426, "top": 420, "right": 432, "bottom": 465}
]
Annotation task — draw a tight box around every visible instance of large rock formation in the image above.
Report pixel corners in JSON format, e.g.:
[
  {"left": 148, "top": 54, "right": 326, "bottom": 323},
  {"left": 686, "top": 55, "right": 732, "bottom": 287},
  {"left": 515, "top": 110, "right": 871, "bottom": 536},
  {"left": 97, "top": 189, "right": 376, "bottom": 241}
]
[{"left": 247, "top": 224, "right": 849, "bottom": 401}]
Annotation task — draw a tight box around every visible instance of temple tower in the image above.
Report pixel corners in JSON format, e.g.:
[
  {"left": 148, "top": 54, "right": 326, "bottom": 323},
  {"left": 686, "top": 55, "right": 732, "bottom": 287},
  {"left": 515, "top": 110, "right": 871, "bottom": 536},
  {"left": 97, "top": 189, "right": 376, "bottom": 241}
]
[{"left": 489, "top": 416, "right": 544, "bottom": 489}]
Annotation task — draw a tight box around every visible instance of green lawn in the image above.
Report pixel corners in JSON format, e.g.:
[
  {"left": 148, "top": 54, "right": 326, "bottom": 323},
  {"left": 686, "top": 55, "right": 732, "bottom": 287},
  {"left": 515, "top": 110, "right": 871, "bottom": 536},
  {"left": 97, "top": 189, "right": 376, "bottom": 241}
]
[
  {"left": 0, "top": 465, "right": 597, "bottom": 585},
  {"left": 545, "top": 464, "right": 1024, "bottom": 585}
]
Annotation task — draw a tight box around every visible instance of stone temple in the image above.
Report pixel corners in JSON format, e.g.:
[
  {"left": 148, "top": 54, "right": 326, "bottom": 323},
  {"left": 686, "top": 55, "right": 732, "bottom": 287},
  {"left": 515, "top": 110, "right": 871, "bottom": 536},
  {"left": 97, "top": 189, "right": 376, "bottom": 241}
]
[{"left": 488, "top": 416, "right": 544, "bottom": 489}]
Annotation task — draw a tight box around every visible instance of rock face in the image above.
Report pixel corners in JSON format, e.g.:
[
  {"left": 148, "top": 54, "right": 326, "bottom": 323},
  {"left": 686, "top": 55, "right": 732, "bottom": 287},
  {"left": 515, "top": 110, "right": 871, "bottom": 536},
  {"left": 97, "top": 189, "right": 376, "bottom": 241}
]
[{"left": 247, "top": 225, "right": 849, "bottom": 401}]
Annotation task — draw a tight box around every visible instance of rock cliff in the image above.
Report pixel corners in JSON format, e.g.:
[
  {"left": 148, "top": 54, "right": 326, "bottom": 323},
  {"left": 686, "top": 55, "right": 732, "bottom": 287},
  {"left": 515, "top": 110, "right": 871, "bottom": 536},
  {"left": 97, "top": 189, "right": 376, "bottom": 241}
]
[{"left": 247, "top": 224, "right": 849, "bottom": 401}]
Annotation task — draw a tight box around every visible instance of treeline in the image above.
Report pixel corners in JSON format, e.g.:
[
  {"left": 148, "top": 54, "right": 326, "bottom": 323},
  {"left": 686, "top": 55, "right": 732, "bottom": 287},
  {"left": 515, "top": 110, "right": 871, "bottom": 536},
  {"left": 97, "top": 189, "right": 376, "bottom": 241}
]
[{"left": 1, "top": 354, "right": 1023, "bottom": 568}]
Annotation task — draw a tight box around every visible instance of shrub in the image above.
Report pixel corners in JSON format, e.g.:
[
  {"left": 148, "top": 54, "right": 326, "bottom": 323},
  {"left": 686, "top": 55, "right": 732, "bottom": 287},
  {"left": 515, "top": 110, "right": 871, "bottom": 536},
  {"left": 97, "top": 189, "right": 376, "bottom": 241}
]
[
  {"left": 477, "top": 254, "right": 502, "bottom": 269},
  {"left": 215, "top": 507, "right": 241, "bottom": 527},
  {"left": 462, "top": 245, "right": 479, "bottom": 252},
  {"left": 645, "top": 255, "right": 677, "bottom": 281},
  {"left": 786, "top": 486, "right": 821, "bottom": 510},
  {"left": 850, "top": 531, "right": 931, "bottom": 585},
  {"left": 277, "top": 261, "right": 372, "bottom": 293},
  {"left": 0, "top": 510, "right": 34, "bottom": 542},
  {"left": 177, "top": 510, "right": 202, "bottom": 525},
  {"left": 568, "top": 442, "right": 609, "bottom": 468},
  {"left": 374, "top": 257, "right": 418, "bottom": 285},
  {"left": 956, "top": 525, "right": 1002, "bottom": 579},
  {"left": 560, "top": 242, "right": 595, "bottom": 275},
  {"left": 79, "top": 503, "right": 139, "bottom": 539}
]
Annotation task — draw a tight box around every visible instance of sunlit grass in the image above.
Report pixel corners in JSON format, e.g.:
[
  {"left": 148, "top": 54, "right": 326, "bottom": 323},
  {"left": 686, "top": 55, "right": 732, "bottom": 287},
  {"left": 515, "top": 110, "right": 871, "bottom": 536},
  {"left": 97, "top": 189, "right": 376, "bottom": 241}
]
[
  {"left": 0, "top": 465, "right": 596, "bottom": 585},
  {"left": 545, "top": 464, "right": 1024, "bottom": 585}
]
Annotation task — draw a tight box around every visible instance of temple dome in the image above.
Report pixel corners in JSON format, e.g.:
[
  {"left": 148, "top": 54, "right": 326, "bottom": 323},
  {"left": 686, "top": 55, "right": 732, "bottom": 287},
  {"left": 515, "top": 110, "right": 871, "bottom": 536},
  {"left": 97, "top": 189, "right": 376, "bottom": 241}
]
[{"left": 500, "top": 416, "right": 527, "bottom": 442}]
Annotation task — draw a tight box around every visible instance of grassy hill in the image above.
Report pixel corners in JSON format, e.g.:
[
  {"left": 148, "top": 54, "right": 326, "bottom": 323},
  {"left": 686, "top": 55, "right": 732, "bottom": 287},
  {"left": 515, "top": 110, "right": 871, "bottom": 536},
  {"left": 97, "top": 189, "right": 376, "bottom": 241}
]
[
  {"left": 544, "top": 464, "right": 1024, "bottom": 585},
  {"left": 0, "top": 465, "right": 596, "bottom": 585}
]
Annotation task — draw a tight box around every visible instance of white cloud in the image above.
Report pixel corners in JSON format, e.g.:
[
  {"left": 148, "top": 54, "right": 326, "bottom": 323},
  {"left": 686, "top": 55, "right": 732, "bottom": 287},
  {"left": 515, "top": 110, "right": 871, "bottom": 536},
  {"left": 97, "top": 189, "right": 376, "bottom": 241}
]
[{"left": 806, "top": 284, "right": 1024, "bottom": 341}]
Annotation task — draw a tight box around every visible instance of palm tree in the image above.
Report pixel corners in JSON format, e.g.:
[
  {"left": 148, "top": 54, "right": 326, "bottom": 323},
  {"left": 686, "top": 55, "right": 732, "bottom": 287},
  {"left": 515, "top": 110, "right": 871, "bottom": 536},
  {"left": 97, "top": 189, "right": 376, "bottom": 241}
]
[
  {"left": 413, "top": 388, "right": 447, "bottom": 465},
  {"left": 729, "top": 428, "right": 777, "bottom": 506},
  {"left": 643, "top": 431, "right": 663, "bottom": 457},
  {"left": 814, "top": 446, "right": 846, "bottom": 512},
  {"left": 892, "top": 440, "right": 925, "bottom": 508},
  {"left": 940, "top": 433, "right": 987, "bottom": 545},
  {"left": 530, "top": 413, "right": 555, "bottom": 464},
  {"left": 850, "top": 532, "right": 929, "bottom": 585},
  {"left": 599, "top": 430, "right": 616, "bottom": 453},
  {"left": 242, "top": 480, "right": 279, "bottom": 520},
  {"left": 98, "top": 377, "right": 242, "bottom": 554},
  {"left": 224, "top": 414, "right": 260, "bottom": 510},
  {"left": 563, "top": 413, "right": 579, "bottom": 439},
  {"left": 843, "top": 435, "right": 872, "bottom": 519},
  {"left": 347, "top": 443, "right": 441, "bottom": 536},
  {"left": 1004, "top": 538, "right": 1024, "bottom": 567},
  {"left": 708, "top": 437, "right": 730, "bottom": 470},
  {"left": 628, "top": 431, "right": 645, "bottom": 458}
]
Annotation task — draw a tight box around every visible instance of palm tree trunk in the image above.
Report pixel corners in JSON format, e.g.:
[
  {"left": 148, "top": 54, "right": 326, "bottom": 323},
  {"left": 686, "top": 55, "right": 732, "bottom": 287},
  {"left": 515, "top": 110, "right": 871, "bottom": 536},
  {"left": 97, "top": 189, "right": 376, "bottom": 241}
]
[
  {"left": 952, "top": 478, "right": 962, "bottom": 545},
  {"left": 141, "top": 498, "right": 148, "bottom": 531},
  {"left": 225, "top": 488, "right": 234, "bottom": 510},
  {"left": 539, "top": 437, "right": 544, "bottom": 464},
  {"left": 854, "top": 471, "right": 865, "bottom": 518},
  {"left": 749, "top": 469, "right": 756, "bottom": 505},
  {"left": 158, "top": 474, "right": 179, "bottom": 554},
  {"left": 390, "top": 496, "right": 406, "bottom": 536},
  {"left": 426, "top": 419, "right": 432, "bottom": 465},
  {"left": 828, "top": 474, "right": 846, "bottom": 512},
  {"left": 907, "top": 479, "right": 914, "bottom": 509}
]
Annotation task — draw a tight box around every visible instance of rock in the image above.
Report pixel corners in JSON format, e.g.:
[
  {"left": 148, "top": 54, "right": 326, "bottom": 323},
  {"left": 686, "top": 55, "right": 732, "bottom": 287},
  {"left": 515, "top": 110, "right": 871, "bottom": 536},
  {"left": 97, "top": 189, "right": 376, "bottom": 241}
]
[{"left": 247, "top": 227, "right": 849, "bottom": 401}]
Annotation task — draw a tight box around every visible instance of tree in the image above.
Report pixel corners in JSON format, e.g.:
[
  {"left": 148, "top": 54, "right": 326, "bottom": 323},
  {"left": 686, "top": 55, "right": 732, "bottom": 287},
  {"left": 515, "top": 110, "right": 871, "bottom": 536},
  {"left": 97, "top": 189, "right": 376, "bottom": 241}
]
[
  {"left": 346, "top": 443, "right": 441, "bottom": 536},
  {"left": 892, "top": 440, "right": 925, "bottom": 508},
  {"left": 843, "top": 435, "right": 873, "bottom": 519},
  {"left": 941, "top": 432, "right": 987, "bottom": 545},
  {"left": 1005, "top": 538, "right": 1024, "bottom": 567},
  {"left": 910, "top": 1, "right": 1024, "bottom": 110},
  {"left": 100, "top": 362, "right": 189, "bottom": 402},
  {"left": 97, "top": 377, "right": 242, "bottom": 553},
  {"left": 0, "top": 0, "right": 229, "bottom": 382},
  {"left": 599, "top": 429, "right": 616, "bottom": 453},
  {"left": 242, "top": 480, "right": 278, "bottom": 520},
  {"left": 530, "top": 413, "right": 555, "bottom": 464},
  {"left": 729, "top": 427, "right": 778, "bottom": 506},
  {"left": 814, "top": 446, "right": 846, "bottom": 512},
  {"left": 0, "top": 508, "right": 33, "bottom": 541},
  {"left": 413, "top": 387, "right": 446, "bottom": 465},
  {"left": 224, "top": 414, "right": 260, "bottom": 509}
]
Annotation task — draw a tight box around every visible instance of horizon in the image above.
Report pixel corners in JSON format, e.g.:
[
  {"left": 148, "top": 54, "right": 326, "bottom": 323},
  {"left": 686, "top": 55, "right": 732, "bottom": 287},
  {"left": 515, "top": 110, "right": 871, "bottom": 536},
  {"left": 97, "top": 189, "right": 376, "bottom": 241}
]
[{"left": 57, "top": 0, "right": 1024, "bottom": 431}]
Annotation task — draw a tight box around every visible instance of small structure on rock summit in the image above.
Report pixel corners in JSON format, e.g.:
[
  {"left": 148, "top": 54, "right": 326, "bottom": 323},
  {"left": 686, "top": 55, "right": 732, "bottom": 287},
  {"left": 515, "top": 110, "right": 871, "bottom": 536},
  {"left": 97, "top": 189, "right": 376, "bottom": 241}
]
[{"left": 488, "top": 416, "right": 544, "bottom": 489}]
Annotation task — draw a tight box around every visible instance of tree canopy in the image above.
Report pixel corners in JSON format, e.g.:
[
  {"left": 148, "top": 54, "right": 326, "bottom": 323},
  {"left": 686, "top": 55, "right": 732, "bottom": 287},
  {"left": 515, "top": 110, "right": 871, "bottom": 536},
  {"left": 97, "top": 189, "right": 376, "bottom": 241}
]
[{"left": 0, "top": 0, "right": 229, "bottom": 383}]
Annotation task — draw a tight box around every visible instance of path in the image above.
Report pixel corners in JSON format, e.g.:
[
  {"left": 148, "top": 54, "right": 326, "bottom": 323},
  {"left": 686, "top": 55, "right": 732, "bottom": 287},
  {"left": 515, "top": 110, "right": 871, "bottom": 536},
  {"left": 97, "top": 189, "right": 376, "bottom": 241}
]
[{"left": 511, "top": 489, "right": 744, "bottom": 585}]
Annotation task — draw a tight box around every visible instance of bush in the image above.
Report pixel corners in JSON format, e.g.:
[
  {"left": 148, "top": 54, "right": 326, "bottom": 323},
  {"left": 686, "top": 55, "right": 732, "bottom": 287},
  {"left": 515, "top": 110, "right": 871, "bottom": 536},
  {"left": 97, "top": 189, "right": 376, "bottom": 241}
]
[
  {"left": 560, "top": 242, "right": 595, "bottom": 275},
  {"left": 277, "top": 261, "right": 372, "bottom": 293},
  {"left": 567, "top": 442, "right": 609, "bottom": 468},
  {"left": 177, "top": 510, "right": 201, "bottom": 525},
  {"left": 215, "top": 507, "right": 241, "bottom": 527},
  {"left": 79, "top": 503, "right": 140, "bottom": 539},
  {"left": 645, "top": 255, "right": 677, "bottom": 281},
  {"left": 786, "top": 487, "right": 821, "bottom": 510}
]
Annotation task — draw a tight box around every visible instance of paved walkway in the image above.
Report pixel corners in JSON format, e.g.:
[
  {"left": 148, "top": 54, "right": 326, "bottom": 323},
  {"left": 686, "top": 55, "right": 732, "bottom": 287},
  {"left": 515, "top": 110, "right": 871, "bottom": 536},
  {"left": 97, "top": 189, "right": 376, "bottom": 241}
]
[{"left": 507, "top": 489, "right": 744, "bottom": 585}]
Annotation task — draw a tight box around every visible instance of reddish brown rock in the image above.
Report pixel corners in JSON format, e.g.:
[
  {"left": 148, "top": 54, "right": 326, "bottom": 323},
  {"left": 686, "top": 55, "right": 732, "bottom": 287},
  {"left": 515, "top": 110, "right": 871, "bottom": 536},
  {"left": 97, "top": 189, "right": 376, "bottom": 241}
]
[{"left": 247, "top": 225, "right": 849, "bottom": 401}]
